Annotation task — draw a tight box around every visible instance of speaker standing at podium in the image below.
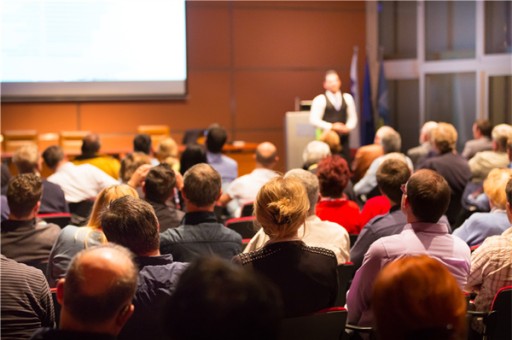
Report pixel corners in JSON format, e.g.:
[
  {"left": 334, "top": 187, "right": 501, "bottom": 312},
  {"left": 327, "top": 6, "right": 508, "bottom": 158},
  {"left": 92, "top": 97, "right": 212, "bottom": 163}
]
[{"left": 309, "top": 70, "right": 358, "bottom": 163}]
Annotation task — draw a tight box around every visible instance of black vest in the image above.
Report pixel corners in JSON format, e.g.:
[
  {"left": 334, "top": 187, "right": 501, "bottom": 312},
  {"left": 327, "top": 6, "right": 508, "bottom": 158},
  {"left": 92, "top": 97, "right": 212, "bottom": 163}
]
[{"left": 323, "top": 93, "right": 348, "bottom": 124}]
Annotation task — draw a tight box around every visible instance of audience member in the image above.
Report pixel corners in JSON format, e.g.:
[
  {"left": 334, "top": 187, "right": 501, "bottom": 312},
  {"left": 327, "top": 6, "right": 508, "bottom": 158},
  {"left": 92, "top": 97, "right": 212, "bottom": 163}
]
[
  {"left": 407, "top": 121, "right": 438, "bottom": 169},
  {"left": 419, "top": 122, "right": 471, "bottom": 226},
  {"left": 31, "top": 244, "right": 138, "bottom": 340},
  {"left": 47, "top": 184, "right": 138, "bottom": 286},
  {"left": 163, "top": 257, "right": 283, "bottom": 340},
  {"left": 469, "top": 123, "right": 512, "bottom": 182},
  {"left": 1, "top": 174, "right": 60, "bottom": 265},
  {"left": 454, "top": 168, "right": 512, "bottom": 246},
  {"left": 373, "top": 255, "right": 467, "bottom": 340},
  {"left": 1, "top": 162, "right": 12, "bottom": 194},
  {"left": 12, "top": 144, "right": 68, "bottom": 214},
  {"left": 205, "top": 124, "right": 238, "bottom": 186},
  {"left": 347, "top": 169, "right": 470, "bottom": 327},
  {"left": 143, "top": 164, "right": 184, "bottom": 232},
  {"left": 160, "top": 164, "right": 242, "bottom": 261},
  {"left": 462, "top": 119, "right": 493, "bottom": 160},
  {"left": 101, "top": 196, "right": 188, "bottom": 340},
  {"left": 354, "top": 126, "right": 413, "bottom": 199},
  {"left": 464, "top": 178, "right": 512, "bottom": 335},
  {"left": 219, "top": 142, "right": 279, "bottom": 217},
  {"left": 244, "top": 168, "right": 350, "bottom": 264},
  {"left": 155, "top": 137, "right": 180, "bottom": 171},
  {"left": 319, "top": 129, "right": 342, "bottom": 155},
  {"left": 302, "top": 140, "right": 331, "bottom": 172},
  {"left": 1, "top": 255, "right": 55, "bottom": 339},
  {"left": 42, "top": 145, "right": 118, "bottom": 209},
  {"left": 234, "top": 176, "right": 338, "bottom": 317},
  {"left": 119, "top": 152, "right": 152, "bottom": 197},
  {"left": 315, "top": 155, "right": 361, "bottom": 234},
  {"left": 351, "top": 126, "right": 391, "bottom": 183},
  {"left": 133, "top": 133, "right": 158, "bottom": 165},
  {"left": 350, "top": 159, "right": 411, "bottom": 270},
  {"left": 179, "top": 143, "right": 207, "bottom": 175},
  {"left": 72, "top": 133, "right": 121, "bottom": 179}
]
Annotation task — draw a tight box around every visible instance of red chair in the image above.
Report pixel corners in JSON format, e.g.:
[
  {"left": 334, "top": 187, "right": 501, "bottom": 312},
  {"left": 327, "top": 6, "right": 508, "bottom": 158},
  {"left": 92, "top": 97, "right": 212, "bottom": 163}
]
[
  {"left": 240, "top": 202, "right": 254, "bottom": 217},
  {"left": 278, "top": 307, "right": 347, "bottom": 340},
  {"left": 37, "top": 212, "right": 72, "bottom": 228},
  {"left": 225, "top": 216, "right": 258, "bottom": 244}
]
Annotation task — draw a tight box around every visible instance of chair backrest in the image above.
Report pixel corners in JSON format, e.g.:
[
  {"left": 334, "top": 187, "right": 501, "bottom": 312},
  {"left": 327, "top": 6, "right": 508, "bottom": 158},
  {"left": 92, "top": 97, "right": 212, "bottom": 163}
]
[
  {"left": 60, "top": 130, "right": 90, "bottom": 154},
  {"left": 137, "top": 125, "right": 170, "bottom": 147},
  {"left": 335, "top": 262, "right": 355, "bottom": 307},
  {"left": 2, "top": 130, "right": 38, "bottom": 153},
  {"left": 486, "top": 285, "right": 512, "bottom": 340},
  {"left": 225, "top": 216, "right": 258, "bottom": 240},
  {"left": 349, "top": 234, "right": 358, "bottom": 248},
  {"left": 37, "top": 212, "right": 72, "bottom": 228},
  {"left": 240, "top": 202, "right": 254, "bottom": 217},
  {"left": 278, "top": 307, "right": 347, "bottom": 340}
]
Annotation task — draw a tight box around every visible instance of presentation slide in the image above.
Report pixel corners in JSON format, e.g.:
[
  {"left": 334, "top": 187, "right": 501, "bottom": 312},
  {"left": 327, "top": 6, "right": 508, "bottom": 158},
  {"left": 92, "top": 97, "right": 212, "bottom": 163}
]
[{"left": 1, "top": 0, "right": 187, "bottom": 101}]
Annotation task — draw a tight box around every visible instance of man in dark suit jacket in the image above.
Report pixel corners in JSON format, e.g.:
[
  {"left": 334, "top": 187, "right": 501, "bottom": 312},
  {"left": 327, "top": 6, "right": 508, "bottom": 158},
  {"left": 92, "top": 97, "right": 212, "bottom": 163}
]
[{"left": 12, "top": 144, "right": 68, "bottom": 214}]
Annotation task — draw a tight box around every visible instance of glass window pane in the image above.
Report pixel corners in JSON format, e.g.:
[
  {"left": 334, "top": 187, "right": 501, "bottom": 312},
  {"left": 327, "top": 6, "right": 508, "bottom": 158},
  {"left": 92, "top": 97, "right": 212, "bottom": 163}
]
[
  {"left": 425, "top": 73, "right": 476, "bottom": 152},
  {"left": 485, "top": 1, "right": 512, "bottom": 54},
  {"left": 489, "top": 75, "right": 512, "bottom": 124},
  {"left": 389, "top": 79, "right": 420, "bottom": 151},
  {"left": 378, "top": 1, "right": 417, "bottom": 60},
  {"left": 425, "top": 1, "right": 476, "bottom": 61}
]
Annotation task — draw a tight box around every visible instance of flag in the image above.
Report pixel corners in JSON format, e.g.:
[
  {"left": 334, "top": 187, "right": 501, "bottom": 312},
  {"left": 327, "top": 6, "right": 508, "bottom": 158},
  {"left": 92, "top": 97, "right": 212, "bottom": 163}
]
[
  {"left": 349, "top": 47, "right": 361, "bottom": 148},
  {"left": 360, "top": 57, "right": 375, "bottom": 145},
  {"left": 377, "top": 61, "right": 390, "bottom": 125}
]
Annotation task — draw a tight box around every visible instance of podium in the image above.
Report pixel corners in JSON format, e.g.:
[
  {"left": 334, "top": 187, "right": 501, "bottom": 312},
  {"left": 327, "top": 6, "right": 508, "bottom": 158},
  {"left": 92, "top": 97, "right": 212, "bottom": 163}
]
[{"left": 285, "top": 111, "right": 316, "bottom": 171}]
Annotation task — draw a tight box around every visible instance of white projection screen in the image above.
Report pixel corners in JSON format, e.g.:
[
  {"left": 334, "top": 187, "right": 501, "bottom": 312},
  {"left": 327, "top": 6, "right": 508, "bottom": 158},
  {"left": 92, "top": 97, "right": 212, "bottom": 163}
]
[{"left": 1, "top": 0, "right": 187, "bottom": 101}]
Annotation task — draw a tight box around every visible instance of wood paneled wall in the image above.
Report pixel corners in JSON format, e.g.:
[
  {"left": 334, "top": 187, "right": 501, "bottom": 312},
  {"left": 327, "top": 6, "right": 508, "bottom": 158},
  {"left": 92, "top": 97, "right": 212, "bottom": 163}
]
[{"left": 1, "top": 1, "right": 366, "bottom": 172}]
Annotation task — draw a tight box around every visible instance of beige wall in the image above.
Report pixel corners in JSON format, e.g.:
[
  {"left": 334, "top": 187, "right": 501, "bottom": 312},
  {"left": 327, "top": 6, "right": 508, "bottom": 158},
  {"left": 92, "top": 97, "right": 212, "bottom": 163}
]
[{"left": 1, "top": 1, "right": 366, "bottom": 172}]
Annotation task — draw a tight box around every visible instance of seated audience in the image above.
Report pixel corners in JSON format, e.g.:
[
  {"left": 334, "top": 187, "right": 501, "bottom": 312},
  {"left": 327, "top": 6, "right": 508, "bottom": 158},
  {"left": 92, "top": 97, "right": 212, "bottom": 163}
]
[
  {"left": 419, "top": 122, "right": 471, "bottom": 226},
  {"left": 469, "top": 123, "right": 512, "bottom": 182},
  {"left": 219, "top": 142, "right": 279, "bottom": 217},
  {"left": 160, "top": 164, "right": 242, "bottom": 261},
  {"left": 1, "top": 255, "right": 55, "bottom": 339},
  {"left": 13, "top": 144, "right": 68, "bottom": 214},
  {"left": 351, "top": 125, "right": 390, "bottom": 183},
  {"left": 143, "top": 164, "right": 184, "bottom": 232},
  {"left": 163, "top": 257, "right": 283, "bottom": 340},
  {"left": 354, "top": 126, "right": 413, "bottom": 199},
  {"left": 179, "top": 143, "right": 207, "bottom": 175},
  {"left": 205, "top": 124, "right": 238, "bottom": 186},
  {"left": 234, "top": 176, "right": 338, "bottom": 317},
  {"left": 155, "top": 137, "right": 180, "bottom": 171},
  {"left": 302, "top": 140, "right": 331, "bottom": 172},
  {"left": 464, "top": 178, "right": 512, "bottom": 335},
  {"left": 244, "top": 168, "right": 350, "bottom": 264},
  {"left": 347, "top": 169, "right": 471, "bottom": 327},
  {"left": 133, "top": 133, "right": 158, "bottom": 165},
  {"left": 101, "top": 196, "right": 188, "bottom": 340},
  {"left": 350, "top": 159, "right": 411, "bottom": 270},
  {"left": 47, "top": 184, "right": 138, "bottom": 287},
  {"left": 407, "top": 121, "right": 438, "bottom": 169},
  {"left": 1, "top": 174, "right": 60, "bottom": 265},
  {"left": 42, "top": 145, "right": 118, "bottom": 212},
  {"left": 315, "top": 155, "right": 361, "bottom": 234},
  {"left": 373, "top": 255, "right": 467, "bottom": 340},
  {"left": 462, "top": 119, "right": 493, "bottom": 160},
  {"left": 72, "top": 133, "right": 121, "bottom": 179},
  {"left": 454, "top": 168, "right": 512, "bottom": 246},
  {"left": 31, "top": 244, "right": 138, "bottom": 340}
]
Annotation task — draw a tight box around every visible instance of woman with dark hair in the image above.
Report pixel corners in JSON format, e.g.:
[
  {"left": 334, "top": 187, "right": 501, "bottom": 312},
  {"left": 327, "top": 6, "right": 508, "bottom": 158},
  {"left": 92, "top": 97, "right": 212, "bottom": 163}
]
[
  {"left": 233, "top": 176, "right": 338, "bottom": 317},
  {"left": 316, "top": 155, "right": 361, "bottom": 234}
]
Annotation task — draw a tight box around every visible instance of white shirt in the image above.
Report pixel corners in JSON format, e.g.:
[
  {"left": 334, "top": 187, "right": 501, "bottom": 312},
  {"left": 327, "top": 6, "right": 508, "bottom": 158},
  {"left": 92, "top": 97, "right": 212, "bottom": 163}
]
[
  {"left": 244, "top": 215, "right": 350, "bottom": 264},
  {"left": 310, "top": 91, "right": 358, "bottom": 131},
  {"left": 226, "top": 168, "right": 278, "bottom": 217},
  {"left": 47, "top": 162, "right": 118, "bottom": 203}
]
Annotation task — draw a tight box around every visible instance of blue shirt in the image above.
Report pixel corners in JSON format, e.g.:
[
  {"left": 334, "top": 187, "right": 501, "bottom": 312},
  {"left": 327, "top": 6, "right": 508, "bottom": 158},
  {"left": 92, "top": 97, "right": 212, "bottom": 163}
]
[
  {"left": 453, "top": 210, "right": 510, "bottom": 247},
  {"left": 119, "top": 254, "right": 188, "bottom": 340},
  {"left": 206, "top": 151, "right": 238, "bottom": 184}
]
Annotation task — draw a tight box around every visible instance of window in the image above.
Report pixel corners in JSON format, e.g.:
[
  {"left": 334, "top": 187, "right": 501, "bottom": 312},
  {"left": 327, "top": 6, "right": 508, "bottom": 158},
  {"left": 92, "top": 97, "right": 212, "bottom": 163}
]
[
  {"left": 485, "top": 1, "right": 512, "bottom": 54},
  {"left": 378, "top": 1, "right": 417, "bottom": 60}
]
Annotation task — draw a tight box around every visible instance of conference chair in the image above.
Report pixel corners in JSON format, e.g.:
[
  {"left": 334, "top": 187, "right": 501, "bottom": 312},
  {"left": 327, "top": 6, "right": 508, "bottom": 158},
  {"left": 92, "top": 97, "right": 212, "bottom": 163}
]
[
  {"left": 59, "top": 130, "right": 90, "bottom": 155},
  {"left": 240, "top": 202, "right": 254, "bottom": 217},
  {"left": 137, "top": 125, "right": 170, "bottom": 146},
  {"left": 2, "top": 130, "right": 38, "bottom": 153},
  {"left": 335, "top": 262, "right": 355, "bottom": 307},
  {"left": 37, "top": 212, "right": 72, "bottom": 229},
  {"left": 279, "top": 306, "right": 347, "bottom": 340},
  {"left": 225, "top": 216, "right": 258, "bottom": 244}
]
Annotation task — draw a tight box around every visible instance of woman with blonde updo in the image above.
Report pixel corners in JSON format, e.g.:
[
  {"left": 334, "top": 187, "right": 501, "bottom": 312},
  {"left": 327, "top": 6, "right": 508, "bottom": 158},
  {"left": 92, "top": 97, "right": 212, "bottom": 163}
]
[
  {"left": 47, "top": 184, "right": 139, "bottom": 287},
  {"left": 233, "top": 176, "right": 338, "bottom": 317}
]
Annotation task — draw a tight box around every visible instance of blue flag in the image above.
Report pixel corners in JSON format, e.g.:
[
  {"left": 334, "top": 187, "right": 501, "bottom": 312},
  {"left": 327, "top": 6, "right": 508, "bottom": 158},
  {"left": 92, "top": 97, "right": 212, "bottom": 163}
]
[
  {"left": 360, "top": 57, "right": 375, "bottom": 145},
  {"left": 377, "top": 61, "right": 390, "bottom": 125}
]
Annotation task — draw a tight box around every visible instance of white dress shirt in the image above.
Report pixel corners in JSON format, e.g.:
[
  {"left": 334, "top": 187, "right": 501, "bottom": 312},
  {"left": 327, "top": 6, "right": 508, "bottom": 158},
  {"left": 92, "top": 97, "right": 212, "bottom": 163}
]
[{"left": 310, "top": 91, "right": 358, "bottom": 131}]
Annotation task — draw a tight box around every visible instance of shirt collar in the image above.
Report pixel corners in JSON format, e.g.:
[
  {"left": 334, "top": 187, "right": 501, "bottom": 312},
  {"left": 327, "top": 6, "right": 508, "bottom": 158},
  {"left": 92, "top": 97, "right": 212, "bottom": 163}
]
[
  {"left": 135, "top": 254, "right": 174, "bottom": 268},
  {"left": 405, "top": 221, "right": 449, "bottom": 234},
  {"left": 183, "top": 211, "right": 218, "bottom": 225}
]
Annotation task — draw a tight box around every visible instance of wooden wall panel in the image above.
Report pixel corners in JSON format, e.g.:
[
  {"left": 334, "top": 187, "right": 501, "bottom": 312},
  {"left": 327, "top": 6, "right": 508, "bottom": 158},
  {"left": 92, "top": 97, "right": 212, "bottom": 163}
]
[{"left": 1, "top": 103, "right": 78, "bottom": 133}]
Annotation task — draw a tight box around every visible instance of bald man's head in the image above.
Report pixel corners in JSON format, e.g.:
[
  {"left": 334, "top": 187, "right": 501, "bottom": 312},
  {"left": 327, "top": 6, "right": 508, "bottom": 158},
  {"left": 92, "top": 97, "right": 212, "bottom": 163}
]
[
  {"left": 81, "top": 133, "right": 101, "bottom": 156},
  {"left": 255, "top": 142, "right": 278, "bottom": 168},
  {"left": 59, "top": 244, "right": 137, "bottom": 333}
]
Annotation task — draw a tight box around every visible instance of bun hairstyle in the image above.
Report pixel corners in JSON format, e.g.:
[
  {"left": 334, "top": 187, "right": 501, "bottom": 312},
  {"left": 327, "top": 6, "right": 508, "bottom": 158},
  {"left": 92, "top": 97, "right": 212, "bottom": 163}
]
[{"left": 255, "top": 176, "right": 309, "bottom": 240}]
